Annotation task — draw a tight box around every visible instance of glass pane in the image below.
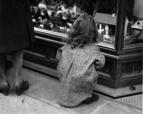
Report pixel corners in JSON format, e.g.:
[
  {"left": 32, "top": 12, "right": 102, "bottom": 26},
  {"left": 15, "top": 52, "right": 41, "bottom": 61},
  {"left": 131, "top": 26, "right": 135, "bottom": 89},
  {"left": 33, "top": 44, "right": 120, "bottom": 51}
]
[
  {"left": 31, "top": 0, "right": 81, "bottom": 34},
  {"left": 94, "top": 0, "right": 118, "bottom": 47},
  {"left": 31, "top": 0, "right": 118, "bottom": 48},
  {"left": 124, "top": 0, "right": 143, "bottom": 46}
]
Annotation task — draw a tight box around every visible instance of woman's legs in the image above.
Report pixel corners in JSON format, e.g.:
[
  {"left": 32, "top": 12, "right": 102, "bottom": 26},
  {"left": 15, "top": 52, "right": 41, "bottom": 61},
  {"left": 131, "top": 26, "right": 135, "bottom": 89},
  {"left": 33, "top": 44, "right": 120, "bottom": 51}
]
[
  {"left": 0, "top": 54, "right": 6, "bottom": 81},
  {"left": 0, "top": 54, "right": 10, "bottom": 95},
  {"left": 10, "top": 50, "right": 29, "bottom": 95},
  {"left": 11, "top": 50, "right": 23, "bottom": 86}
]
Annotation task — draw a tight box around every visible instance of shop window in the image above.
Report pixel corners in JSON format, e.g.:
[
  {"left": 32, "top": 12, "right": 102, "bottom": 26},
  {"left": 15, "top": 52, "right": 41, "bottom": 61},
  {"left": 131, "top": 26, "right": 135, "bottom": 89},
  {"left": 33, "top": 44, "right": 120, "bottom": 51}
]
[
  {"left": 94, "top": 0, "right": 117, "bottom": 48},
  {"left": 31, "top": 0, "right": 81, "bottom": 34},
  {"left": 31, "top": 0, "right": 142, "bottom": 50},
  {"left": 31, "top": 0, "right": 118, "bottom": 48}
]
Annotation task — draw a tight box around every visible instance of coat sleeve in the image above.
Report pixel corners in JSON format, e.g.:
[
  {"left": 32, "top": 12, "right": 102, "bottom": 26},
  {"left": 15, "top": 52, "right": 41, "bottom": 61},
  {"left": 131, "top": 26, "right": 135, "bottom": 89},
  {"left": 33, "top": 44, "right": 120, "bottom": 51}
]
[{"left": 17, "top": 0, "right": 35, "bottom": 5}]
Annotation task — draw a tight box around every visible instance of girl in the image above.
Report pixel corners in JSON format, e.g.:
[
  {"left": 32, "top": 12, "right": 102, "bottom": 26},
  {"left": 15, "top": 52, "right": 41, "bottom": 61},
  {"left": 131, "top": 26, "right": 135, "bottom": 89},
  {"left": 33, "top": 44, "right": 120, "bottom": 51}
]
[{"left": 56, "top": 12, "right": 105, "bottom": 107}]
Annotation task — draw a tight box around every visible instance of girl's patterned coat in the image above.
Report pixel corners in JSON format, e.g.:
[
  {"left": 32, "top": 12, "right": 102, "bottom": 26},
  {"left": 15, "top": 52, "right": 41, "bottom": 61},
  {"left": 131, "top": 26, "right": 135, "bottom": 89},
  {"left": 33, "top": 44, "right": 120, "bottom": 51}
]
[{"left": 56, "top": 44, "right": 105, "bottom": 107}]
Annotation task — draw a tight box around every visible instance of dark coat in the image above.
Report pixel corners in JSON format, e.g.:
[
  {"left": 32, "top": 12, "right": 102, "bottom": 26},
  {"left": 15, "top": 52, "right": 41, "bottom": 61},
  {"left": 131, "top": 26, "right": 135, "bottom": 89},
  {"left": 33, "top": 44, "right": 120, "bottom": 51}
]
[{"left": 0, "top": 0, "right": 34, "bottom": 53}]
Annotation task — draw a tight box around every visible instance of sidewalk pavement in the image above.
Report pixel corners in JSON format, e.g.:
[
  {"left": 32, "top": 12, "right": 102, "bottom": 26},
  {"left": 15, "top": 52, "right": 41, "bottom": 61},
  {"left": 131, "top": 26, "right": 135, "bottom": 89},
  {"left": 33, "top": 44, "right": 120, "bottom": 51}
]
[{"left": 0, "top": 68, "right": 141, "bottom": 114}]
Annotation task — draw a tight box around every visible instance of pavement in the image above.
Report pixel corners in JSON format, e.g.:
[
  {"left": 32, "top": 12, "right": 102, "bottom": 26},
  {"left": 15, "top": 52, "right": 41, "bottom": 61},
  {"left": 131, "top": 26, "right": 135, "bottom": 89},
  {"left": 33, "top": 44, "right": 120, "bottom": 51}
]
[{"left": 0, "top": 68, "right": 142, "bottom": 114}]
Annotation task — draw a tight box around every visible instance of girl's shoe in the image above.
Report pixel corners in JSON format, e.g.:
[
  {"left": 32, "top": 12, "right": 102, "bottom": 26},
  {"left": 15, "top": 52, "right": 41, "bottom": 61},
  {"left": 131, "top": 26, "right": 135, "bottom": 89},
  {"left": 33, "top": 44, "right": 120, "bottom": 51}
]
[
  {"left": 15, "top": 80, "right": 29, "bottom": 96},
  {"left": 0, "top": 81, "right": 10, "bottom": 96},
  {"left": 82, "top": 93, "right": 99, "bottom": 104}
]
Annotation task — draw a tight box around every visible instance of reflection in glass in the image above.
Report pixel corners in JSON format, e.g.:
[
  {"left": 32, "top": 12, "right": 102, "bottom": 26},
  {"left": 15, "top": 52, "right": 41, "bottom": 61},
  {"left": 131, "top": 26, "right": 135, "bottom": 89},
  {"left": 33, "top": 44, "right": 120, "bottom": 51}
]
[
  {"left": 124, "top": 0, "right": 143, "bottom": 45},
  {"left": 94, "top": 0, "right": 117, "bottom": 46},
  {"left": 31, "top": 0, "right": 81, "bottom": 33},
  {"left": 31, "top": 0, "right": 118, "bottom": 46}
]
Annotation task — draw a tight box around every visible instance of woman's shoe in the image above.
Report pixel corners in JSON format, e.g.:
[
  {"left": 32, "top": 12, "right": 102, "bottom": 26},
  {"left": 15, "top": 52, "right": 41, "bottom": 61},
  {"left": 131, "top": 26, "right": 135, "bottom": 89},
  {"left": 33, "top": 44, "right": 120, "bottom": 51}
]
[
  {"left": 82, "top": 93, "right": 99, "bottom": 104},
  {"left": 0, "top": 81, "right": 10, "bottom": 96},
  {"left": 15, "top": 80, "right": 29, "bottom": 96}
]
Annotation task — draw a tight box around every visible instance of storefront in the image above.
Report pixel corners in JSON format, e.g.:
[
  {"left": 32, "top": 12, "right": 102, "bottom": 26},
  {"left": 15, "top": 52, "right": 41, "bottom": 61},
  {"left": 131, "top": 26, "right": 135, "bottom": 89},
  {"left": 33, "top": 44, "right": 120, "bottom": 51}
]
[{"left": 24, "top": 0, "right": 143, "bottom": 97}]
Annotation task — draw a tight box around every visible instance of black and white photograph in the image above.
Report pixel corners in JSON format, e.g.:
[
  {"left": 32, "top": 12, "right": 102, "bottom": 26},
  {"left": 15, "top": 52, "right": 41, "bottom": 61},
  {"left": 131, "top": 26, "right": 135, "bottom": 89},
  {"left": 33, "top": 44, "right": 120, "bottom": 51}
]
[{"left": 0, "top": 0, "right": 142, "bottom": 114}]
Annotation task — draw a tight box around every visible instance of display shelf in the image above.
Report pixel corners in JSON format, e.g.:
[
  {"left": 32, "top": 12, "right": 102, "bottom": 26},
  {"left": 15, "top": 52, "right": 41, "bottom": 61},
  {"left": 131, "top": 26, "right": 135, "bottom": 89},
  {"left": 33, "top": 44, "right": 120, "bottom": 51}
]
[
  {"left": 34, "top": 27, "right": 68, "bottom": 40},
  {"left": 97, "top": 42, "right": 115, "bottom": 49}
]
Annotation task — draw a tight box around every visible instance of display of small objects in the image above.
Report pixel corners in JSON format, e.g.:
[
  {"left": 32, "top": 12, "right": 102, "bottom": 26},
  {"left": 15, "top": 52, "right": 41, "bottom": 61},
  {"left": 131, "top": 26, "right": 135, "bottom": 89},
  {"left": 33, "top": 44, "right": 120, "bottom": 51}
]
[
  {"left": 131, "top": 20, "right": 143, "bottom": 30},
  {"left": 31, "top": 0, "right": 118, "bottom": 45},
  {"left": 31, "top": 0, "right": 81, "bottom": 33},
  {"left": 97, "top": 23, "right": 115, "bottom": 44}
]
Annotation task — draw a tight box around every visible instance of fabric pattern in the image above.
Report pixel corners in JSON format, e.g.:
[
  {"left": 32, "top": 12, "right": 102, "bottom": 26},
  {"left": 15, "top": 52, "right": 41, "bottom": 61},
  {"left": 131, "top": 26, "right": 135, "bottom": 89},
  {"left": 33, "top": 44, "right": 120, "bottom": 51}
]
[{"left": 56, "top": 44, "right": 105, "bottom": 107}]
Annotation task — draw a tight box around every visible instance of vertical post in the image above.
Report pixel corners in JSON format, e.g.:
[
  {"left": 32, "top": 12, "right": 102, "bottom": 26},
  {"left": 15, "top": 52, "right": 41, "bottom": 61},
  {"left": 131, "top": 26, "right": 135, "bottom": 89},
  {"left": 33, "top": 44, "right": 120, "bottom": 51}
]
[{"left": 115, "top": 0, "right": 127, "bottom": 53}]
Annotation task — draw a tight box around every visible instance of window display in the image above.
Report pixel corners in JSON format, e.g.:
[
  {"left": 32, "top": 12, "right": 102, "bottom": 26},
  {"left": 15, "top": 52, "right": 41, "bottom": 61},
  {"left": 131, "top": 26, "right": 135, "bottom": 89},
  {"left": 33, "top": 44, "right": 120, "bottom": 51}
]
[
  {"left": 92, "top": 0, "right": 117, "bottom": 47},
  {"left": 95, "top": 13, "right": 116, "bottom": 47},
  {"left": 31, "top": 0, "right": 118, "bottom": 46},
  {"left": 31, "top": 0, "right": 81, "bottom": 33},
  {"left": 31, "top": 0, "right": 142, "bottom": 48}
]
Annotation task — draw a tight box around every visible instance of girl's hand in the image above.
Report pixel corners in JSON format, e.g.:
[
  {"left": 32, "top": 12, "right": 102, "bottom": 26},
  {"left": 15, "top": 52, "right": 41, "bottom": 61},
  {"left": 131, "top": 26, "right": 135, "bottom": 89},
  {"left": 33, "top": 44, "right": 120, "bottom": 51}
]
[{"left": 94, "top": 54, "right": 105, "bottom": 69}]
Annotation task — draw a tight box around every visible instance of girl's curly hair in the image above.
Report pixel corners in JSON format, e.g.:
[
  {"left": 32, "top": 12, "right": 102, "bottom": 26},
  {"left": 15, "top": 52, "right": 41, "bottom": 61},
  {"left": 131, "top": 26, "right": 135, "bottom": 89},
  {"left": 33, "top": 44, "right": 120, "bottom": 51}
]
[{"left": 66, "top": 13, "right": 99, "bottom": 48}]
